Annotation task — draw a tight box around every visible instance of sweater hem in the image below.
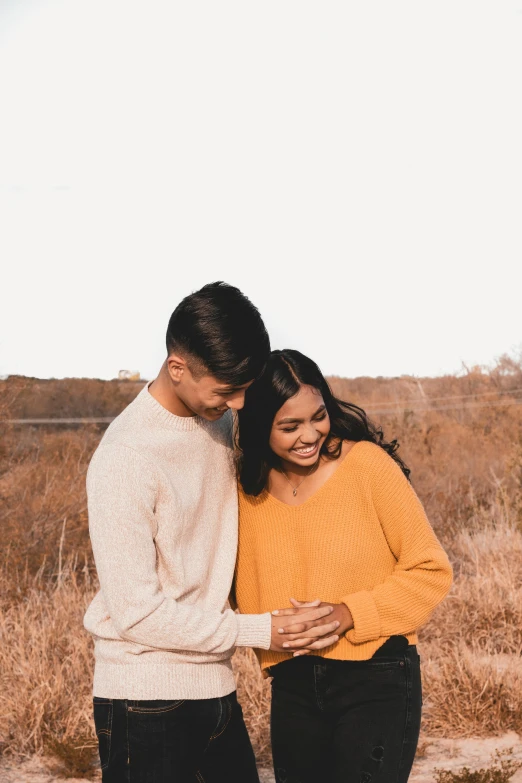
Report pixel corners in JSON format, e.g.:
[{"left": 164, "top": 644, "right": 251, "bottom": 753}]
[
  {"left": 258, "top": 631, "right": 419, "bottom": 672},
  {"left": 92, "top": 661, "right": 236, "bottom": 700}
]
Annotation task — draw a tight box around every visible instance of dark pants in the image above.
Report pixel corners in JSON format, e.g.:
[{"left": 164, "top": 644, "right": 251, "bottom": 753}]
[
  {"left": 93, "top": 690, "right": 260, "bottom": 783},
  {"left": 270, "top": 646, "right": 422, "bottom": 783}
]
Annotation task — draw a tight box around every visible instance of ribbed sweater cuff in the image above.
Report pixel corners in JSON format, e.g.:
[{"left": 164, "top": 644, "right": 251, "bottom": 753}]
[
  {"left": 236, "top": 612, "right": 272, "bottom": 650},
  {"left": 342, "top": 590, "right": 381, "bottom": 644}
]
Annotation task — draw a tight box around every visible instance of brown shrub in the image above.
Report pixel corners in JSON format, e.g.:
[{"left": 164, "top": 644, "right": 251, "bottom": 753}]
[
  {"left": 1, "top": 376, "right": 144, "bottom": 419},
  {"left": 434, "top": 749, "right": 522, "bottom": 783},
  {"left": 422, "top": 643, "right": 522, "bottom": 737}
]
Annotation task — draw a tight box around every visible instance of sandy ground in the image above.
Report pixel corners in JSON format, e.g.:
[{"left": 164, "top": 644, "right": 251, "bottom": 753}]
[{"left": 1, "top": 734, "right": 521, "bottom": 783}]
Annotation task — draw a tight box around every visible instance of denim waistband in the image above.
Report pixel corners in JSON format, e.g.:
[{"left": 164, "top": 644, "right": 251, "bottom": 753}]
[{"left": 268, "top": 645, "right": 418, "bottom": 677}]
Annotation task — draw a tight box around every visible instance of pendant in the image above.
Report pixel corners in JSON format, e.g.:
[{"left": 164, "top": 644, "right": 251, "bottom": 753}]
[{"left": 293, "top": 489, "right": 297, "bottom": 496}]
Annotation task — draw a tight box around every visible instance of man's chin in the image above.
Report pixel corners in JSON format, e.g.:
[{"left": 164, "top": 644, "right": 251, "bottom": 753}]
[{"left": 201, "top": 409, "right": 227, "bottom": 421}]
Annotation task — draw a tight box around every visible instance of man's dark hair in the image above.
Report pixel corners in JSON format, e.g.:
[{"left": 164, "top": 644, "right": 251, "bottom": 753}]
[{"left": 166, "top": 282, "right": 270, "bottom": 384}]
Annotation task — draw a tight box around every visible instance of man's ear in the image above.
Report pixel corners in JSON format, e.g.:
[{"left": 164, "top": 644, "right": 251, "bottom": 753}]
[{"left": 167, "top": 353, "right": 187, "bottom": 383}]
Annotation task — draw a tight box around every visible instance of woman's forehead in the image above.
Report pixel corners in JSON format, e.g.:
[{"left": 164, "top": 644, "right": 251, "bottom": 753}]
[{"left": 276, "top": 386, "right": 325, "bottom": 419}]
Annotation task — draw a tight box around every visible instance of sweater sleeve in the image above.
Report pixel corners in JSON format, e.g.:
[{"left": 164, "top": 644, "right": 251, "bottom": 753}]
[
  {"left": 87, "top": 445, "right": 271, "bottom": 653},
  {"left": 341, "top": 445, "right": 453, "bottom": 645}
]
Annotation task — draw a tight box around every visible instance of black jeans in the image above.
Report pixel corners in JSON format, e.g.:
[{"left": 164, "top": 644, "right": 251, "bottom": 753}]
[
  {"left": 269, "top": 646, "right": 422, "bottom": 783},
  {"left": 93, "top": 690, "right": 260, "bottom": 783}
]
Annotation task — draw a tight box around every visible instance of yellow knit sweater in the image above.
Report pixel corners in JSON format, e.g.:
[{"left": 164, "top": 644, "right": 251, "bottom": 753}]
[{"left": 235, "top": 441, "right": 452, "bottom": 671}]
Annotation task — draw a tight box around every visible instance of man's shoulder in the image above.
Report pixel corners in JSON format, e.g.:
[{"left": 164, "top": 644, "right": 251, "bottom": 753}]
[
  {"left": 88, "top": 393, "right": 153, "bottom": 469},
  {"left": 96, "top": 387, "right": 153, "bottom": 447}
]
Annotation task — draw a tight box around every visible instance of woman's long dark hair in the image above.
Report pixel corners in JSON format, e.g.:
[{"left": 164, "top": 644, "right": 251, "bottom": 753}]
[{"left": 237, "top": 349, "right": 410, "bottom": 496}]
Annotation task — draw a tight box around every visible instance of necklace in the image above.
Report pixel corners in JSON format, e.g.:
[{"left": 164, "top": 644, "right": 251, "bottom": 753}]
[{"left": 280, "top": 464, "right": 316, "bottom": 496}]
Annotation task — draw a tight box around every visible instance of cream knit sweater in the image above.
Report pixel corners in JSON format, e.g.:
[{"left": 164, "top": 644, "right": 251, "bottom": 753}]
[{"left": 84, "top": 384, "right": 271, "bottom": 700}]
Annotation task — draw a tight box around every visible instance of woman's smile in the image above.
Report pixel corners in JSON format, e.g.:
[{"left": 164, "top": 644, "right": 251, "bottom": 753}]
[{"left": 291, "top": 441, "right": 320, "bottom": 459}]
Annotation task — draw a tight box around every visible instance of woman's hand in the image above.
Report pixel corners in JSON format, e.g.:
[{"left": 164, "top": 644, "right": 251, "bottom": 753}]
[
  {"left": 269, "top": 603, "right": 340, "bottom": 653},
  {"left": 273, "top": 598, "right": 354, "bottom": 656}
]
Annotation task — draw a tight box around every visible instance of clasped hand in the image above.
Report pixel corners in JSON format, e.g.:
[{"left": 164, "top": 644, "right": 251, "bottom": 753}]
[{"left": 270, "top": 598, "right": 353, "bottom": 656}]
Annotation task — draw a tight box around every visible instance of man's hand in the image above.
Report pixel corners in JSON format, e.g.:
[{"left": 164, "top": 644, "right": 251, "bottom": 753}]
[
  {"left": 273, "top": 598, "right": 354, "bottom": 656},
  {"left": 269, "top": 604, "right": 340, "bottom": 653}
]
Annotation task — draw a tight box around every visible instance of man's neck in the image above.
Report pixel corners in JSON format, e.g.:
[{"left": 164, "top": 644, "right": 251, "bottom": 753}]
[{"left": 148, "top": 364, "right": 195, "bottom": 418}]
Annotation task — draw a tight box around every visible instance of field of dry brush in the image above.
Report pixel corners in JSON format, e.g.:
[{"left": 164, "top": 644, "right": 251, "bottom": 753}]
[{"left": 1, "top": 362, "right": 522, "bottom": 777}]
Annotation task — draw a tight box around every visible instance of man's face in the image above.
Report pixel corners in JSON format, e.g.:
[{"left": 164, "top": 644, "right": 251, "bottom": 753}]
[{"left": 172, "top": 361, "right": 254, "bottom": 420}]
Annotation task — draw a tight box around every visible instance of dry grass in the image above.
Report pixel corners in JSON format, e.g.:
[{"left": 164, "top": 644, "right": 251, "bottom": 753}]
[
  {"left": 423, "top": 643, "right": 522, "bottom": 738},
  {"left": 420, "top": 508, "right": 522, "bottom": 739},
  {"left": 0, "top": 428, "right": 99, "bottom": 589},
  {"left": 423, "top": 510, "right": 522, "bottom": 656},
  {"left": 233, "top": 648, "right": 272, "bottom": 767},
  {"left": 0, "top": 563, "right": 97, "bottom": 772},
  {"left": 1, "top": 361, "right": 522, "bottom": 775}
]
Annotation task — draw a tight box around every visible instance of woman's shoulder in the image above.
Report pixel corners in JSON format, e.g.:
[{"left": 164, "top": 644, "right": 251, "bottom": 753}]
[
  {"left": 238, "top": 482, "right": 268, "bottom": 509},
  {"left": 343, "top": 439, "right": 383, "bottom": 462},
  {"left": 345, "top": 439, "right": 404, "bottom": 477}
]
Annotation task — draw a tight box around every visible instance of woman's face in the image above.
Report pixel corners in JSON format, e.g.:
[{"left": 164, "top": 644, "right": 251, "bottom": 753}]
[{"left": 269, "top": 384, "right": 331, "bottom": 468}]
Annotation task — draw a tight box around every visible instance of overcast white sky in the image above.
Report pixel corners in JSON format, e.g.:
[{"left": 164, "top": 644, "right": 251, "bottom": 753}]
[{"left": 1, "top": 0, "right": 521, "bottom": 380}]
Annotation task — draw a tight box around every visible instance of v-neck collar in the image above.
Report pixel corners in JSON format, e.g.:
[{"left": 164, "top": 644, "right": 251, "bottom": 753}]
[{"left": 263, "top": 441, "right": 364, "bottom": 510}]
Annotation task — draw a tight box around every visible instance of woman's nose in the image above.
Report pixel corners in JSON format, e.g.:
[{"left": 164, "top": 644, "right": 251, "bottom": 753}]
[{"left": 301, "top": 423, "right": 319, "bottom": 442}]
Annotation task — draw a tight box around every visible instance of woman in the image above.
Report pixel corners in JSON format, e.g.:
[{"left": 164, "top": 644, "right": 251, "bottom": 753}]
[{"left": 234, "top": 349, "right": 452, "bottom": 783}]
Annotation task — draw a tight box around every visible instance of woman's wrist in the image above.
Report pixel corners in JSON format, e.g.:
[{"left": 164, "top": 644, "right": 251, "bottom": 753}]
[{"left": 337, "top": 602, "right": 354, "bottom": 635}]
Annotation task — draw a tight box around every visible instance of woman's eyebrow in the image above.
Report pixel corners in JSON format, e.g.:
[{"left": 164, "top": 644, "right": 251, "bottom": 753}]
[{"left": 277, "top": 405, "right": 325, "bottom": 425}]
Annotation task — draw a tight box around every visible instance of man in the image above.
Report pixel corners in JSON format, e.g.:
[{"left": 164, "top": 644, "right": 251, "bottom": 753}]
[{"left": 84, "top": 282, "right": 335, "bottom": 783}]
